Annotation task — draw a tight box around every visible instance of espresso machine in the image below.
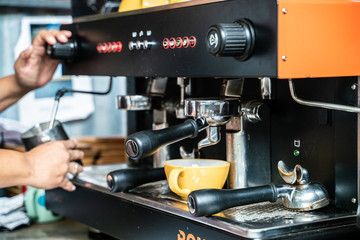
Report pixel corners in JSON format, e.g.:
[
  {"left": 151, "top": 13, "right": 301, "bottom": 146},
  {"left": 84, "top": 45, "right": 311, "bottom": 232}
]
[{"left": 45, "top": 0, "right": 360, "bottom": 239}]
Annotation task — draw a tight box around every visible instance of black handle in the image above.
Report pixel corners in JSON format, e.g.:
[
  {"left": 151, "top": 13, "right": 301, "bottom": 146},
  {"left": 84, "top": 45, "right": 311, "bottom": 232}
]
[
  {"left": 125, "top": 119, "right": 204, "bottom": 160},
  {"left": 187, "top": 184, "right": 278, "bottom": 217},
  {"left": 107, "top": 168, "right": 166, "bottom": 192}
]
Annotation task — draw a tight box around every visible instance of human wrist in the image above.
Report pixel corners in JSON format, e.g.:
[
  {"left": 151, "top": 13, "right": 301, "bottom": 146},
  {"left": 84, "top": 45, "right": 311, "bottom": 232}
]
[
  {"left": 22, "top": 152, "right": 37, "bottom": 187},
  {"left": 8, "top": 74, "right": 31, "bottom": 98},
  {"left": 13, "top": 73, "right": 34, "bottom": 94},
  {"left": 0, "top": 149, "right": 33, "bottom": 187}
]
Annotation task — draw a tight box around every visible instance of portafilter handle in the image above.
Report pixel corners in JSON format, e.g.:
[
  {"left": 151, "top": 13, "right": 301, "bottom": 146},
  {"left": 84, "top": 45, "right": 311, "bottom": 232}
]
[
  {"left": 187, "top": 184, "right": 278, "bottom": 217},
  {"left": 107, "top": 168, "right": 166, "bottom": 192},
  {"left": 125, "top": 118, "right": 207, "bottom": 161},
  {"left": 188, "top": 161, "right": 328, "bottom": 217},
  {"left": 187, "top": 181, "right": 329, "bottom": 217}
]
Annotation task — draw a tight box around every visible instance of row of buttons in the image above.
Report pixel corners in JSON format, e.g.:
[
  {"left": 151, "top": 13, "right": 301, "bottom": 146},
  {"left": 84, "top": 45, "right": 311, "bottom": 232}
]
[
  {"left": 96, "top": 36, "right": 197, "bottom": 53},
  {"left": 97, "top": 42, "right": 123, "bottom": 53},
  {"left": 128, "top": 40, "right": 152, "bottom": 50},
  {"left": 163, "top": 36, "right": 197, "bottom": 49}
]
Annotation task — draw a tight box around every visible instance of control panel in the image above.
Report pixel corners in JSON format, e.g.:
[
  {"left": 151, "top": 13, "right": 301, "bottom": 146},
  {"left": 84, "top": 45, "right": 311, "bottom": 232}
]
[{"left": 59, "top": 0, "right": 277, "bottom": 78}]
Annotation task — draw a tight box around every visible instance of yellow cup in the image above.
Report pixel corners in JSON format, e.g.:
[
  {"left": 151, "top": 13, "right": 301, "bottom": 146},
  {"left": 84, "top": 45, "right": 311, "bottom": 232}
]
[
  {"left": 164, "top": 159, "right": 230, "bottom": 199},
  {"left": 119, "top": 0, "right": 169, "bottom": 12}
]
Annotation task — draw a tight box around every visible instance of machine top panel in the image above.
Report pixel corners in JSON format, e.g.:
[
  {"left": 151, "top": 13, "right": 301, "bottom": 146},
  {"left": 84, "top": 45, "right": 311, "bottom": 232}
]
[
  {"left": 62, "top": 0, "right": 278, "bottom": 78},
  {"left": 61, "top": 0, "right": 360, "bottom": 79}
]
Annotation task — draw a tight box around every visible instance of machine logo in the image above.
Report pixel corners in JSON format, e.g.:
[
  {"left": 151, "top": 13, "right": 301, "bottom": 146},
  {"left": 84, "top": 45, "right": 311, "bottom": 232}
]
[
  {"left": 177, "top": 230, "right": 205, "bottom": 240},
  {"left": 208, "top": 32, "right": 218, "bottom": 48}
]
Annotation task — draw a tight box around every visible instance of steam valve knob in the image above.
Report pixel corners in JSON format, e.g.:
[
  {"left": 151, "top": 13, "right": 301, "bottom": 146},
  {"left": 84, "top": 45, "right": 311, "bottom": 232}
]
[
  {"left": 46, "top": 39, "right": 78, "bottom": 60},
  {"left": 242, "top": 101, "right": 269, "bottom": 122},
  {"left": 206, "top": 19, "right": 255, "bottom": 60}
]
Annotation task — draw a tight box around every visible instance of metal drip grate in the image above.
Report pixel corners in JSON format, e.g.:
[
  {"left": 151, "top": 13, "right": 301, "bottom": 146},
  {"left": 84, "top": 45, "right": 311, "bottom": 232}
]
[{"left": 223, "top": 202, "right": 302, "bottom": 222}]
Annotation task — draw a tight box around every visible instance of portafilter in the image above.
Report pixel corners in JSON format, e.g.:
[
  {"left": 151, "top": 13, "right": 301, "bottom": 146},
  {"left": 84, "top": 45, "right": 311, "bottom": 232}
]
[{"left": 187, "top": 161, "right": 329, "bottom": 217}]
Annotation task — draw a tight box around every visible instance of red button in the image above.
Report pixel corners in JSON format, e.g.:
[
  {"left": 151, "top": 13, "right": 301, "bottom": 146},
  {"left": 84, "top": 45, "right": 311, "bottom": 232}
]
[
  {"left": 169, "top": 37, "right": 176, "bottom": 49},
  {"left": 103, "top": 43, "right": 108, "bottom": 53},
  {"left": 189, "top": 36, "right": 197, "bottom": 48},
  {"left": 97, "top": 43, "right": 103, "bottom": 53},
  {"left": 163, "top": 38, "right": 170, "bottom": 49},
  {"left": 182, "top": 37, "right": 190, "bottom": 48},
  {"left": 116, "top": 41, "right": 123, "bottom": 52},
  {"left": 107, "top": 42, "right": 113, "bottom": 52},
  {"left": 175, "top": 37, "right": 183, "bottom": 48}
]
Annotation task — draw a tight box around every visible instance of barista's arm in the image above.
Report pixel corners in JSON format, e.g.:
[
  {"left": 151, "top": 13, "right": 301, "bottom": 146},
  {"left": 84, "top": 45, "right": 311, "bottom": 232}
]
[
  {"left": 0, "top": 30, "right": 72, "bottom": 112},
  {"left": 0, "top": 139, "right": 84, "bottom": 191},
  {"left": 0, "top": 75, "right": 30, "bottom": 112}
]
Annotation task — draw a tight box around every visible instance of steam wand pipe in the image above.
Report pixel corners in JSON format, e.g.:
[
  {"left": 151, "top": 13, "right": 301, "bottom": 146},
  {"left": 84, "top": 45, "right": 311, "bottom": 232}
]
[
  {"left": 288, "top": 79, "right": 360, "bottom": 113},
  {"left": 48, "top": 77, "right": 113, "bottom": 129}
]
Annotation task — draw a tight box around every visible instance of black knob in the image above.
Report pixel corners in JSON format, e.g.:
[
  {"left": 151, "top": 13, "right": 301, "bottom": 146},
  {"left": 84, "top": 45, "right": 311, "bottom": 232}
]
[
  {"left": 206, "top": 19, "right": 255, "bottom": 60},
  {"left": 46, "top": 38, "right": 78, "bottom": 60}
]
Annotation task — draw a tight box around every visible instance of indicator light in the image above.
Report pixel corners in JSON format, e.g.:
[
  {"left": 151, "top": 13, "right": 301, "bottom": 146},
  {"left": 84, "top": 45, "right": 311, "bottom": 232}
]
[{"left": 293, "top": 150, "right": 300, "bottom": 157}]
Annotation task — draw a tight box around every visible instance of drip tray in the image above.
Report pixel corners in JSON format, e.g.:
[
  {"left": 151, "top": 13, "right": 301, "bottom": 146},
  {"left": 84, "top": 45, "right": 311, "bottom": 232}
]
[
  {"left": 130, "top": 180, "right": 356, "bottom": 237},
  {"left": 223, "top": 202, "right": 310, "bottom": 222},
  {"left": 76, "top": 164, "right": 357, "bottom": 239}
]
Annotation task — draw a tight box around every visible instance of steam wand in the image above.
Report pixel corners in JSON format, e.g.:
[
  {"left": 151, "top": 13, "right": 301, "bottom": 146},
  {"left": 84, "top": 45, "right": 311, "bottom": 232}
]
[{"left": 48, "top": 77, "right": 113, "bottom": 129}]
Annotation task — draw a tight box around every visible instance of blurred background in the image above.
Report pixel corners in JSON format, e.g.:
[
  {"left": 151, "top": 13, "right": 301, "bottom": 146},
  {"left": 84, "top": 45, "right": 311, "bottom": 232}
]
[
  {"left": 0, "top": 0, "right": 126, "bottom": 138},
  {"left": 0, "top": 0, "right": 129, "bottom": 198}
]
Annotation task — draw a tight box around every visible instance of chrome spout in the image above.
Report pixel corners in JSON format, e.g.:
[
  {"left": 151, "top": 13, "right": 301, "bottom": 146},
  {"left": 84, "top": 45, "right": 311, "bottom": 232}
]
[{"left": 198, "top": 125, "right": 221, "bottom": 150}]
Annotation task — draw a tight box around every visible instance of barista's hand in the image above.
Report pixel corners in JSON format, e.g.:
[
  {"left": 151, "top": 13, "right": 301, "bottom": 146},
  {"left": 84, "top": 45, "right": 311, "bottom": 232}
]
[
  {"left": 24, "top": 139, "right": 84, "bottom": 191},
  {"left": 14, "top": 30, "right": 72, "bottom": 93}
]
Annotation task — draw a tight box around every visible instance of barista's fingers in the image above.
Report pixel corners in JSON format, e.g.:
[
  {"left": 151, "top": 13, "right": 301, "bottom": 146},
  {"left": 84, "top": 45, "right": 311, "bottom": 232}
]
[
  {"left": 60, "top": 139, "right": 84, "bottom": 161},
  {"left": 60, "top": 178, "right": 76, "bottom": 192},
  {"left": 68, "top": 161, "right": 84, "bottom": 175},
  {"left": 68, "top": 149, "right": 84, "bottom": 162},
  {"left": 33, "top": 29, "right": 71, "bottom": 47},
  {"left": 62, "top": 139, "right": 78, "bottom": 149}
]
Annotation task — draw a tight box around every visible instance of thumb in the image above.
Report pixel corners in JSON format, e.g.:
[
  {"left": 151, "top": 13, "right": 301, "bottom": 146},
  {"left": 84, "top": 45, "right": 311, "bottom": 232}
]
[
  {"left": 20, "top": 46, "right": 34, "bottom": 59},
  {"left": 15, "top": 46, "right": 34, "bottom": 67}
]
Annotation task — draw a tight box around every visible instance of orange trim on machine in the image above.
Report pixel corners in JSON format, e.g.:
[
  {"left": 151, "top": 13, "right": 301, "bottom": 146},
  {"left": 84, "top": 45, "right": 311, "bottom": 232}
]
[{"left": 278, "top": 0, "right": 360, "bottom": 79}]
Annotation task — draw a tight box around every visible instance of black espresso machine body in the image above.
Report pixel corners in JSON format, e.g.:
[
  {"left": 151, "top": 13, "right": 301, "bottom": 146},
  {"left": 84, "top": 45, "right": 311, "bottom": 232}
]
[{"left": 46, "top": 0, "right": 360, "bottom": 239}]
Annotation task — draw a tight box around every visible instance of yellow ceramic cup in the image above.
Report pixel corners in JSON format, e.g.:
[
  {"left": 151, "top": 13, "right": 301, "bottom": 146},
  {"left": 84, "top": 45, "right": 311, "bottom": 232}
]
[{"left": 164, "top": 159, "right": 230, "bottom": 199}]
